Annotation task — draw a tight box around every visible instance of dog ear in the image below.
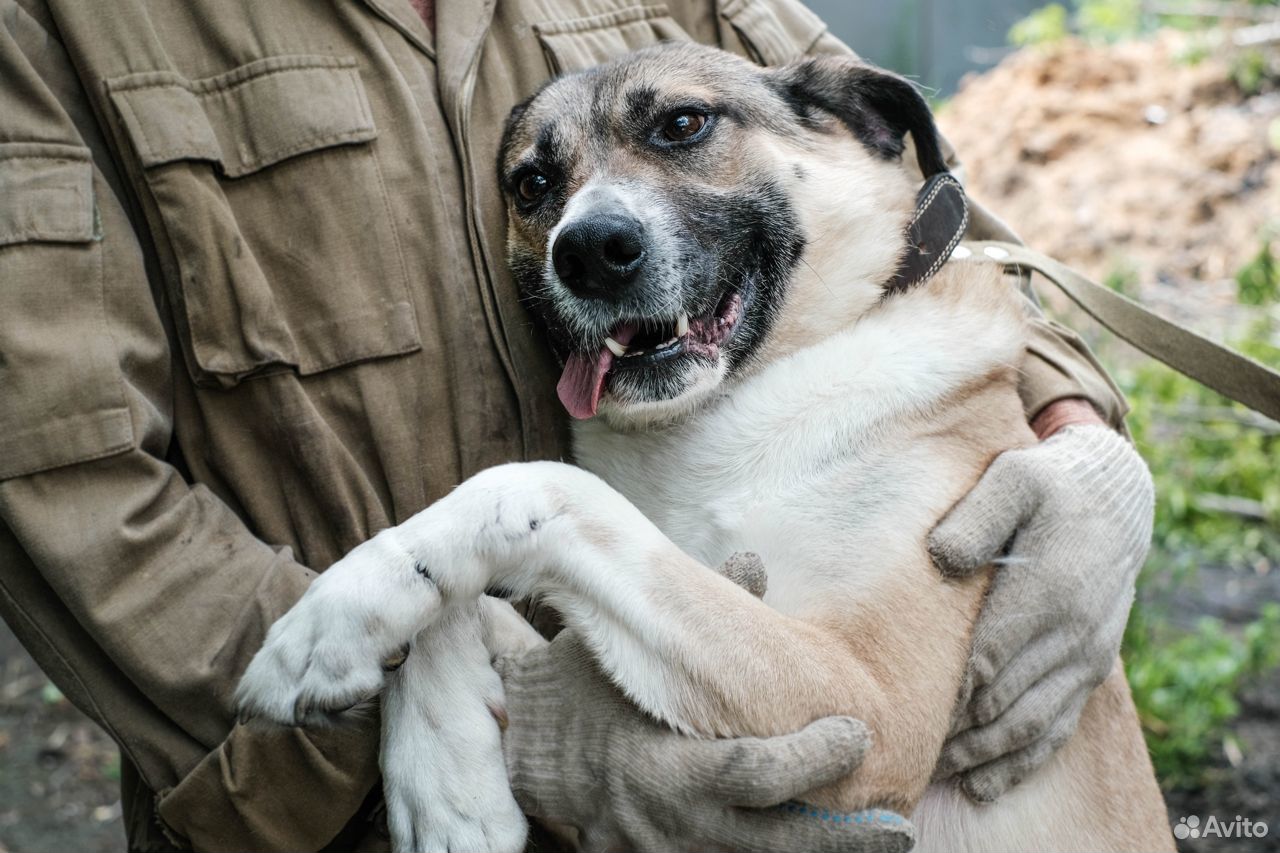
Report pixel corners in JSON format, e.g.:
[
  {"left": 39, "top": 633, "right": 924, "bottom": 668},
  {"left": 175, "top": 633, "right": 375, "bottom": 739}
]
[{"left": 765, "top": 57, "right": 948, "bottom": 179}]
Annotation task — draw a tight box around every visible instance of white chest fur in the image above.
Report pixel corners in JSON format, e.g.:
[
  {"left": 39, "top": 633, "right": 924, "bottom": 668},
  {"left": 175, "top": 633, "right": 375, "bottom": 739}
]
[{"left": 573, "top": 261, "right": 1028, "bottom": 616}]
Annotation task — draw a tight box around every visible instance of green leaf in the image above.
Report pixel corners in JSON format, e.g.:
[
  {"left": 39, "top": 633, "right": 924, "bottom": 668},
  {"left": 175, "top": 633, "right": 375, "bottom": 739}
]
[
  {"left": 1009, "top": 4, "right": 1071, "bottom": 47},
  {"left": 40, "top": 681, "right": 64, "bottom": 705}
]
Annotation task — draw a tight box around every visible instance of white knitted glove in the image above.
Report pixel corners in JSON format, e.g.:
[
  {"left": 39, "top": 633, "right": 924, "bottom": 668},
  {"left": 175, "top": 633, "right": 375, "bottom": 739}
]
[
  {"left": 927, "top": 425, "right": 1154, "bottom": 802},
  {"left": 496, "top": 635, "right": 913, "bottom": 853},
  {"left": 495, "top": 554, "right": 912, "bottom": 853}
]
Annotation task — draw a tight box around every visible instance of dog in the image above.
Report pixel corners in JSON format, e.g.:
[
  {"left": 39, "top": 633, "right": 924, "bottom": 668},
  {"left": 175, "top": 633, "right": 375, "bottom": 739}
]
[{"left": 235, "top": 42, "right": 1174, "bottom": 853}]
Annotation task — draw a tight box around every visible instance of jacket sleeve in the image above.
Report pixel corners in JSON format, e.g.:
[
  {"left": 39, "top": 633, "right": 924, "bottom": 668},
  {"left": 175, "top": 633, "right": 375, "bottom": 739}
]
[
  {"left": 776, "top": 9, "right": 1130, "bottom": 427},
  {"left": 0, "top": 5, "right": 378, "bottom": 849}
]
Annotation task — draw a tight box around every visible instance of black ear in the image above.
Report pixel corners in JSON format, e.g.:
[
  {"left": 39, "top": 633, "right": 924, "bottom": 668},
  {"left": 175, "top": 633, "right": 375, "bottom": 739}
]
[{"left": 766, "top": 58, "right": 948, "bottom": 179}]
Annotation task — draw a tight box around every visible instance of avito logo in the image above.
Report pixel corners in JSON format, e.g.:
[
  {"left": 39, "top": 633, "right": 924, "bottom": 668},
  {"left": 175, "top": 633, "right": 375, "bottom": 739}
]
[{"left": 1174, "top": 814, "right": 1269, "bottom": 841}]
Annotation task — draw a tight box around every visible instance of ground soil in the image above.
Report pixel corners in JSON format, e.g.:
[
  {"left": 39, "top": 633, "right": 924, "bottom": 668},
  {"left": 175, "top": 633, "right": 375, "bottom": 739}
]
[
  {"left": 1154, "top": 564, "right": 1280, "bottom": 853},
  {"left": 0, "top": 626, "right": 124, "bottom": 853},
  {"left": 939, "top": 32, "right": 1280, "bottom": 340}
]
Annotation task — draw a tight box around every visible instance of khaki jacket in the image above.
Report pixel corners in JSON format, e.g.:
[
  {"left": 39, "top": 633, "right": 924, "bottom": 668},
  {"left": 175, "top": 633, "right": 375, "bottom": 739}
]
[{"left": 0, "top": 0, "right": 1126, "bottom": 849}]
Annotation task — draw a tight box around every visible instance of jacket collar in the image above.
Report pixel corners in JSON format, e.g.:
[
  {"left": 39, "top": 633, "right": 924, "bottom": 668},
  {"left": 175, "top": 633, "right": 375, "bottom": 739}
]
[
  {"left": 434, "top": 0, "right": 497, "bottom": 118},
  {"left": 357, "top": 0, "right": 436, "bottom": 58}
]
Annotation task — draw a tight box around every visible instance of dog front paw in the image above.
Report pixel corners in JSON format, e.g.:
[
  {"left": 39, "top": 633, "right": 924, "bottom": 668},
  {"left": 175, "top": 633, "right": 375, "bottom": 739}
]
[
  {"left": 383, "top": 608, "right": 526, "bottom": 853},
  {"left": 234, "top": 598, "right": 391, "bottom": 726},
  {"left": 385, "top": 767, "right": 526, "bottom": 853},
  {"left": 236, "top": 535, "right": 443, "bottom": 726}
]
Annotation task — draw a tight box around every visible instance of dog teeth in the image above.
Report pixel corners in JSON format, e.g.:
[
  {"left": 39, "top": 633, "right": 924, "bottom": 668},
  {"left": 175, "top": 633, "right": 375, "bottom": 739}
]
[
  {"left": 605, "top": 337, "right": 628, "bottom": 357},
  {"left": 676, "top": 312, "right": 689, "bottom": 337}
]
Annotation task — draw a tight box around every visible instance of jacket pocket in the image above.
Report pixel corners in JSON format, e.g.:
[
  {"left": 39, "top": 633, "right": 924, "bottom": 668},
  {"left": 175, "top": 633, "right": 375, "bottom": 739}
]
[
  {"left": 719, "top": 0, "right": 827, "bottom": 66},
  {"left": 0, "top": 143, "right": 134, "bottom": 479},
  {"left": 534, "top": 4, "right": 692, "bottom": 75},
  {"left": 107, "top": 56, "right": 421, "bottom": 388}
]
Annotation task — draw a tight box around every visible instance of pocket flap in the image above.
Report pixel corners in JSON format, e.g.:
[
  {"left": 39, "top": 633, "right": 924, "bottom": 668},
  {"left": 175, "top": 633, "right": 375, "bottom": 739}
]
[
  {"left": 108, "top": 56, "right": 377, "bottom": 178},
  {"left": 0, "top": 143, "right": 96, "bottom": 246},
  {"left": 719, "top": 0, "right": 826, "bottom": 66},
  {"left": 534, "top": 4, "right": 691, "bottom": 74}
]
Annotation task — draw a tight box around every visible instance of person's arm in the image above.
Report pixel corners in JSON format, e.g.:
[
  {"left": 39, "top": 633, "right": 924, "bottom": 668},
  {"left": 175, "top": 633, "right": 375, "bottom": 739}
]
[{"left": 0, "top": 6, "right": 379, "bottom": 848}]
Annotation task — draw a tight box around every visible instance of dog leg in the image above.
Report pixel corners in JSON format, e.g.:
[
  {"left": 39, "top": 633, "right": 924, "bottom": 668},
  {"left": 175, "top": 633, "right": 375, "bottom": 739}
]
[
  {"left": 235, "top": 526, "right": 452, "bottom": 726},
  {"left": 459, "top": 463, "right": 969, "bottom": 815},
  {"left": 381, "top": 600, "right": 527, "bottom": 853},
  {"left": 237, "top": 460, "right": 957, "bottom": 813},
  {"left": 235, "top": 460, "right": 612, "bottom": 725},
  {"left": 479, "top": 595, "right": 548, "bottom": 658}
]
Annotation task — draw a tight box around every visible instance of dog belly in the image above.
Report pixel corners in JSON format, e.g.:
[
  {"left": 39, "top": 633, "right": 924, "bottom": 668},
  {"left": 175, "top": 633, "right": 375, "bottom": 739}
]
[
  {"left": 912, "top": 668, "right": 1174, "bottom": 853},
  {"left": 912, "top": 753, "right": 1123, "bottom": 853},
  {"left": 912, "top": 765, "right": 1155, "bottom": 853},
  {"left": 912, "top": 776, "right": 1079, "bottom": 853}
]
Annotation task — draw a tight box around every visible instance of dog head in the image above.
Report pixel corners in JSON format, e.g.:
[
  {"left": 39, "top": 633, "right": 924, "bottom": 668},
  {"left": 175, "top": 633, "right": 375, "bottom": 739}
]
[{"left": 499, "top": 42, "right": 948, "bottom": 429}]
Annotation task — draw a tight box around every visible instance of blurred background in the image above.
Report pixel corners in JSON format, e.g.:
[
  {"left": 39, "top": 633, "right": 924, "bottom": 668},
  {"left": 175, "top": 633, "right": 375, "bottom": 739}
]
[
  {"left": 2, "top": 2, "right": 1278, "bottom": 851},
  {"left": 810, "top": 0, "right": 1046, "bottom": 94}
]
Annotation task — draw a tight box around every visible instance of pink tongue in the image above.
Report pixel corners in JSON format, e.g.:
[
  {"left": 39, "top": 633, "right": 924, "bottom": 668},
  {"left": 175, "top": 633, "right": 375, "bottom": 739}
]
[
  {"left": 557, "top": 349, "right": 612, "bottom": 420},
  {"left": 557, "top": 324, "right": 636, "bottom": 419}
]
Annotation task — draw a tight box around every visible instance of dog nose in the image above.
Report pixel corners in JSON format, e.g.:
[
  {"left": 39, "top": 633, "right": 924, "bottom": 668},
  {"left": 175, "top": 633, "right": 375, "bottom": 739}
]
[{"left": 552, "top": 214, "right": 646, "bottom": 300}]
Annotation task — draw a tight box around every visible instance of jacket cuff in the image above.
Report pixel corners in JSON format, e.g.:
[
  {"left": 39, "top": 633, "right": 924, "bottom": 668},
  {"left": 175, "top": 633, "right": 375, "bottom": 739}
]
[
  {"left": 155, "top": 709, "right": 382, "bottom": 853},
  {"left": 1020, "top": 315, "right": 1129, "bottom": 432}
]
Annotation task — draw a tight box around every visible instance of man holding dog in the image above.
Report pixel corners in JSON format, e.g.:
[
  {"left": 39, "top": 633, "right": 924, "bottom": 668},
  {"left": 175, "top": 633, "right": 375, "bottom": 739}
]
[{"left": 0, "top": 0, "right": 1152, "bottom": 850}]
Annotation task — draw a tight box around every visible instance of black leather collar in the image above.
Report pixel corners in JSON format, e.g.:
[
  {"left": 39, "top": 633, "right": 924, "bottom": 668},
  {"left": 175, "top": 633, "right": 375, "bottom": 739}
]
[{"left": 886, "top": 173, "right": 970, "bottom": 292}]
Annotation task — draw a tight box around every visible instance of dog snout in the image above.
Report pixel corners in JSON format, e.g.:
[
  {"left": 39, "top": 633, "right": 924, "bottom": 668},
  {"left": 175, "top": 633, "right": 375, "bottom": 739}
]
[{"left": 552, "top": 213, "right": 647, "bottom": 301}]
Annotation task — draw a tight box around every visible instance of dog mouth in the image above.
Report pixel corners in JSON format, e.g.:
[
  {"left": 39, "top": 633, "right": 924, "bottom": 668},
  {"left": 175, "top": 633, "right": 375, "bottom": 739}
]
[{"left": 556, "top": 282, "right": 750, "bottom": 419}]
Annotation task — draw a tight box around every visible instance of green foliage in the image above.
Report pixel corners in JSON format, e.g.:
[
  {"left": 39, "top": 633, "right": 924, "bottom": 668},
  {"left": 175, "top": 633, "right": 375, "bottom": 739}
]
[
  {"left": 1122, "top": 360, "right": 1280, "bottom": 570},
  {"left": 40, "top": 681, "right": 64, "bottom": 705},
  {"left": 1174, "top": 37, "right": 1213, "bottom": 67},
  {"left": 1235, "top": 236, "right": 1279, "bottom": 306},
  {"left": 1104, "top": 256, "right": 1140, "bottom": 297},
  {"left": 1076, "top": 0, "right": 1142, "bottom": 41},
  {"left": 1010, "top": 0, "right": 1280, "bottom": 50},
  {"left": 1009, "top": 3, "right": 1070, "bottom": 46},
  {"left": 1231, "top": 49, "right": 1270, "bottom": 95},
  {"left": 1125, "top": 604, "right": 1280, "bottom": 788},
  {"left": 1110, "top": 237, "right": 1280, "bottom": 789},
  {"left": 1008, "top": 0, "right": 1141, "bottom": 45}
]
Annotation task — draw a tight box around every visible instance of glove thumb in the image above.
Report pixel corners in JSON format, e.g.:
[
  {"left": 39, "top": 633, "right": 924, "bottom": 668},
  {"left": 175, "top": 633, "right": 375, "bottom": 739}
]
[
  {"left": 699, "top": 716, "right": 872, "bottom": 807},
  {"left": 928, "top": 452, "right": 1041, "bottom": 577}
]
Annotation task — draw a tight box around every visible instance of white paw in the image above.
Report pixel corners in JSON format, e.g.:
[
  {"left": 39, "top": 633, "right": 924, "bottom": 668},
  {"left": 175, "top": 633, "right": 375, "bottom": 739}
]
[
  {"left": 236, "top": 532, "right": 444, "bottom": 726},
  {"left": 383, "top": 608, "right": 526, "bottom": 853},
  {"left": 385, "top": 761, "right": 526, "bottom": 853}
]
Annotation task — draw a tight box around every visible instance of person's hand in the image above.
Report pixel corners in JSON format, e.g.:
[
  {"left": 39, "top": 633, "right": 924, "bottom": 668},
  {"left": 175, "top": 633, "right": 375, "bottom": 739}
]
[
  {"left": 495, "top": 553, "right": 913, "bottom": 853},
  {"left": 496, "top": 634, "right": 913, "bottom": 853},
  {"left": 927, "top": 416, "right": 1153, "bottom": 803}
]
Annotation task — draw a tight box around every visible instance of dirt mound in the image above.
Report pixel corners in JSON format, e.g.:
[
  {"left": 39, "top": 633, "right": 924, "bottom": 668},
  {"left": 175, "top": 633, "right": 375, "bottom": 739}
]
[{"left": 940, "top": 34, "right": 1280, "bottom": 306}]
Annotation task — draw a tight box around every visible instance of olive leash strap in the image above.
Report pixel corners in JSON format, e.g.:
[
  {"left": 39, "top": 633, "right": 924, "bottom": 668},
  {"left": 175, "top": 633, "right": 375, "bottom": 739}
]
[{"left": 961, "top": 241, "right": 1280, "bottom": 423}]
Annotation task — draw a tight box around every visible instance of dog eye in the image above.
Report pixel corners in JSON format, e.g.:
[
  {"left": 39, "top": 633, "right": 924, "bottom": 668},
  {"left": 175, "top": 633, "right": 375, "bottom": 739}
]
[
  {"left": 662, "top": 112, "right": 708, "bottom": 143},
  {"left": 517, "top": 172, "right": 552, "bottom": 205}
]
